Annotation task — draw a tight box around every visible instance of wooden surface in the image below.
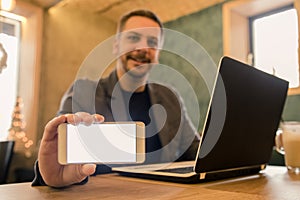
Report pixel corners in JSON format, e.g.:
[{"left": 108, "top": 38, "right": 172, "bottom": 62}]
[{"left": 1, "top": 166, "right": 300, "bottom": 200}]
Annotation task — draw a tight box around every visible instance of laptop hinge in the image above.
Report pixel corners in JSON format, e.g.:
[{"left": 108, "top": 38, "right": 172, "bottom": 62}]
[{"left": 199, "top": 173, "right": 206, "bottom": 180}]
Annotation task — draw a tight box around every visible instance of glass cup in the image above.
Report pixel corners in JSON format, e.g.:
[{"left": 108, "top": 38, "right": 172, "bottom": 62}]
[{"left": 275, "top": 121, "right": 300, "bottom": 174}]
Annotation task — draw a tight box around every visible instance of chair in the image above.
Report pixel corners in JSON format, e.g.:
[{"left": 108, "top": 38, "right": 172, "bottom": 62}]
[{"left": 0, "top": 140, "right": 15, "bottom": 184}]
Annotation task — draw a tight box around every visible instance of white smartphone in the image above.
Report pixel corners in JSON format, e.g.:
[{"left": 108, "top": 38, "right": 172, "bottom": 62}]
[{"left": 58, "top": 122, "right": 145, "bottom": 165}]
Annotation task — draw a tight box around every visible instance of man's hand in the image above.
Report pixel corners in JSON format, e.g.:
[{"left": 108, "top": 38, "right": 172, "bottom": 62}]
[{"left": 38, "top": 112, "right": 104, "bottom": 187}]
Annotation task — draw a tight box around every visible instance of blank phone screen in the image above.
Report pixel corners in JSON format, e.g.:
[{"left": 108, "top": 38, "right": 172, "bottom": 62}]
[{"left": 66, "top": 123, "right": 137, "bottom": 163}]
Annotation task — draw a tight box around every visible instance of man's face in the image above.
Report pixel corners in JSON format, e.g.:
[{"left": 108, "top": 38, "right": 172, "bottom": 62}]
[{"left": 115, "top": 16, "right": 162, "bottom": 78}]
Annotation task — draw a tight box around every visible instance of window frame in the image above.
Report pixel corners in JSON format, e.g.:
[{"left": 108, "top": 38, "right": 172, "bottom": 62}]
[
  {"left": 223, "top": 0, "right": 300, "bottom": 95},
  {"left": 249, "top": 4, "right": 299, "bottom": 88},
  {"left": 0, "top": 1, "right": 43, "bottom": 150},
  {"left": 248, "top": 4, "right": 295, "bottom": 63}
]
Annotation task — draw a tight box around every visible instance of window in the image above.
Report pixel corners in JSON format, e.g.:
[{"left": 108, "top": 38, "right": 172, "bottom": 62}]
[
  {"left": 250, "top": 6, "right": 299, "bottom": 88},
  {"left": 222, "top": 0, "right": 299, "bottom": 94},
  {"left": 0, "top": 16, "right": 21, "bottom": 140}
]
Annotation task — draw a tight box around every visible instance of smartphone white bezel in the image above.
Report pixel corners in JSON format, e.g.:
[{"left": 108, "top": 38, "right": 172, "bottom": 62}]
[{"left": 58, "top": 122, "right": 145, "bottom": 165}]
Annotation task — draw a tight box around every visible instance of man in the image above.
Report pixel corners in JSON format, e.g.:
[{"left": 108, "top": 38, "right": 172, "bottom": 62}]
[{"left": 33, "top": 10, "right": 199, "bottom": 188}]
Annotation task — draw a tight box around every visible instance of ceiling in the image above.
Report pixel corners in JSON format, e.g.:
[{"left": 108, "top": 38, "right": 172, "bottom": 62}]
[{"left": 19, "top": 0, "right": 227, "bottom": 22}]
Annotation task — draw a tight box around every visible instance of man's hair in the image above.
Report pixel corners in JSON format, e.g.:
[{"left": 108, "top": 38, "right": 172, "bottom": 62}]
[{"left": 117, "top": 9, "right": 163, "bottom": 37}]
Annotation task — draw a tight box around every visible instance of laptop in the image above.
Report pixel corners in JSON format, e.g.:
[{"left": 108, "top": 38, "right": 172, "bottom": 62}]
[{"left": 112, "top": 56, "right": 289, "bottom": 183}]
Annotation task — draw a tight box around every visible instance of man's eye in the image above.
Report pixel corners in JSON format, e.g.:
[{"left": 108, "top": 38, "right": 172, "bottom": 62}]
[
  {"left": 127, "top": 35, "right": 140, "bottom": 42},
  {"left": 147, "top": 38, "right": 158, "bottom": 48}
]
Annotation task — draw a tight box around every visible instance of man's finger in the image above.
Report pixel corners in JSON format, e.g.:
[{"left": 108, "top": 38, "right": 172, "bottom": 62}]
[
  {"left": 81, "top": 164, "right": 97, "bottom": 176},
  {"left": 43, "top": 115, "right": 66, "bottom": 141}
]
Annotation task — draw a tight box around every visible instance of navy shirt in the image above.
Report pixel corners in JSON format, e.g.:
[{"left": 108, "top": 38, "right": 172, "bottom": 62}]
[{"left": 121, "top": 86, "right": 162, "bottom": 156}]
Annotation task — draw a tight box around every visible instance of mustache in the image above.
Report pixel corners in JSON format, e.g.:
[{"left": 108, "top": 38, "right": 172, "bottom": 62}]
[{"left": 126, "top": 53, "right": 151, "bottom": 63}]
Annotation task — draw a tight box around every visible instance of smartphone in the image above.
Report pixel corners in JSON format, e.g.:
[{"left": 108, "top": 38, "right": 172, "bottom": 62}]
[{"left": 58, "top": 122, "right": 145, "bottom": 165}]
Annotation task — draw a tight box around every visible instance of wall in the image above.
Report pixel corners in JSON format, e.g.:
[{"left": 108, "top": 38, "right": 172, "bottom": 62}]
[
  {"left": 282, "top": 94, "right": 300, "bottom": 121},
  {"left": 159, "top": 4, "right": 224, "bottom": 130},
  {"left": 164, "top": 3, "right": 223, "bottom": 64},
  {"left": 37, "top": 7, "right": 117, "bottom": 140}
]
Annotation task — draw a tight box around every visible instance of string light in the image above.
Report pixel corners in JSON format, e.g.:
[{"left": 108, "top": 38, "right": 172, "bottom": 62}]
[{"left": 8, "top": 96, "right": 34, "bottom": 158}]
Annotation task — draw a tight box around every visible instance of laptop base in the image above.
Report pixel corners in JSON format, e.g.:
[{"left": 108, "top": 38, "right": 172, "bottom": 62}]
[{"left": 114, "top": 166, "right": 263, "bottom": 184}]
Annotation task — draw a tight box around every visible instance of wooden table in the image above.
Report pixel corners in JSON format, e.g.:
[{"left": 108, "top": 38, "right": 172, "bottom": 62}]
[{"left": 1, "top": 166, "right": 300, "bottom": 200}]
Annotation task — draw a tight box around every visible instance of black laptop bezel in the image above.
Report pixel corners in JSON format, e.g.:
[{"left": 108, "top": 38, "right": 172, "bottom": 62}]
[{"left": 195, "top": 56, "right": 289, "bottom": 174}]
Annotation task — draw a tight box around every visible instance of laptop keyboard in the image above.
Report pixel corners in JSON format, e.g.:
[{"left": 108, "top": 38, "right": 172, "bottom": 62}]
[{"left": 156, "top": 166, "right": 194, "bottom": 174}]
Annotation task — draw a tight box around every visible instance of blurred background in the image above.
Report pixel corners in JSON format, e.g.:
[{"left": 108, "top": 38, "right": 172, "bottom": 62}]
[{"left": 0, "top": 0, "right": 299, "bottom": 184}]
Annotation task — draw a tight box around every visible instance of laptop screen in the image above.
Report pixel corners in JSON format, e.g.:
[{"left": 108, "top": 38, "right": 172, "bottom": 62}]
[{"left": 195, "top": 56, "right": 289, "bottom": 173}]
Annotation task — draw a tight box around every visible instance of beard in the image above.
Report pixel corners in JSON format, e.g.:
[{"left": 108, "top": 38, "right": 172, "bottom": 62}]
[{"left": 121, "top": 51, "right": 154, "bottom": 79}]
